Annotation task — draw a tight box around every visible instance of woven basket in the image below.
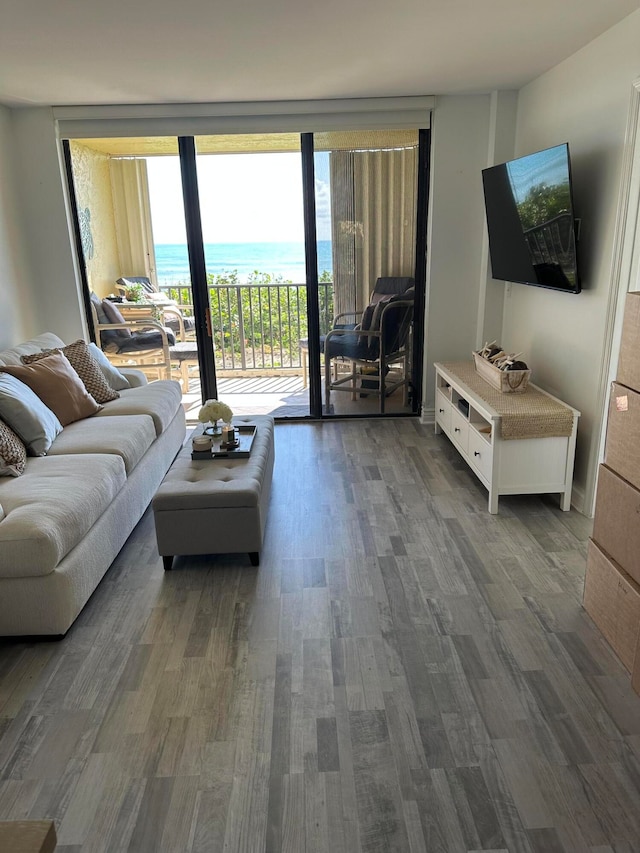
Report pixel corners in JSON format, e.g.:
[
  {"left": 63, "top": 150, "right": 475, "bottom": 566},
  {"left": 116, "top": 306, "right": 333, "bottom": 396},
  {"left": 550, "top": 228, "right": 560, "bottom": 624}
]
[{"left": 472, "top": 351, "right": 530, "bottom": 393}]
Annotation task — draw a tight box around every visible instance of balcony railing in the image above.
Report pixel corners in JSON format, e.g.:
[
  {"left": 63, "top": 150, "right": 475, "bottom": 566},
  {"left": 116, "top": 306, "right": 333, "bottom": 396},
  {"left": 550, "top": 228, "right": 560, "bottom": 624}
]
[{"left": 159, "top": 280, "right": 334, "bottom": 372}]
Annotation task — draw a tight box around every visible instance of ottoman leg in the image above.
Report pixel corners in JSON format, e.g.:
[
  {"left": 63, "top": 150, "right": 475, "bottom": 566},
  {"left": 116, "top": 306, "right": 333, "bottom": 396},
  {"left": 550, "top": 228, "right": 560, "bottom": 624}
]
[
  {"left": 249, "top": 552, "right": 260, "bottom": 566},
  {"left": 163, "top": 555, "right": 174, "bottom": 571}
]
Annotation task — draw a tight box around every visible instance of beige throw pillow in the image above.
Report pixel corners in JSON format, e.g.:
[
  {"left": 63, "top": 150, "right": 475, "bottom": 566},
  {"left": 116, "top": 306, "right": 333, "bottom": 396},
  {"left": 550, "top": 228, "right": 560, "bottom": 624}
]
[
  {"left": 0, "top": 351, "right": 102, "bottom": 426},
  {"left": 22, "top": 339, "right": 119, "bottom": 403}
]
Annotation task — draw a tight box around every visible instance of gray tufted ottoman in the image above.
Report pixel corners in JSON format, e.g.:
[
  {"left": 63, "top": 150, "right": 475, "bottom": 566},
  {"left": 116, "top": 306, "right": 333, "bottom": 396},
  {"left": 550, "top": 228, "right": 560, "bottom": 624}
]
[{"left": 152, "top": 415, "right": 275, "bottom": 569}]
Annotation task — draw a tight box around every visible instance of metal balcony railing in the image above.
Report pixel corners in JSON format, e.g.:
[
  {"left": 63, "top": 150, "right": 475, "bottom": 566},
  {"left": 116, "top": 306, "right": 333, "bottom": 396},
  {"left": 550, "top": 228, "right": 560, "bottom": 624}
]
[{"left": 158, "top": 280, "right": 334, "bottom": 372}]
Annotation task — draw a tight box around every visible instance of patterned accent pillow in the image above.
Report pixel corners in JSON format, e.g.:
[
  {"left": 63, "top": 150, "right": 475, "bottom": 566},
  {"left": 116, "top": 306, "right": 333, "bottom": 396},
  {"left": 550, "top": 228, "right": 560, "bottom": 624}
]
[
  {"left": 22, "top": 340, "right": 119, "bottom": 404},
  {"left": 0, "top": 418, "right": 27, "bottom": 477}
]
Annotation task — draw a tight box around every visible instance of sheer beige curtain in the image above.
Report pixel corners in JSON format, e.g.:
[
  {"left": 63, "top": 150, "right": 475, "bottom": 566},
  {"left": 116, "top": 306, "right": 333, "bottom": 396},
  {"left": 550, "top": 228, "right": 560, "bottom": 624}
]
[
  {"left": 330, "top": 145, "right": 417, "bottom": 315},
  {"left": 109, "top": 158, "right": 157, "bottom": 282}
]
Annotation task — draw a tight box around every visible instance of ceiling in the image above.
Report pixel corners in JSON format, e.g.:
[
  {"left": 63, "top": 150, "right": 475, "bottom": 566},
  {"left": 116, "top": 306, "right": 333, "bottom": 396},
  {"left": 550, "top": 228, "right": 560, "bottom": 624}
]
[{"left": 1, "top": 0, "right": 638, "bottom": 108}]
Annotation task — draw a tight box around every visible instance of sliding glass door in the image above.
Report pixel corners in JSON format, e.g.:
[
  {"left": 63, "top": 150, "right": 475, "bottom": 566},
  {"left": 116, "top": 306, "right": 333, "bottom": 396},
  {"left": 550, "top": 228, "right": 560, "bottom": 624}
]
[
  {"left": 64, "top": 127, "right": 428, "bottom": 421},
  {"left": 192, "top": 134, "right": 309, "bottom": 418},
  {"left": 311, "top": 130, "right": 421, "bottom": 416}
]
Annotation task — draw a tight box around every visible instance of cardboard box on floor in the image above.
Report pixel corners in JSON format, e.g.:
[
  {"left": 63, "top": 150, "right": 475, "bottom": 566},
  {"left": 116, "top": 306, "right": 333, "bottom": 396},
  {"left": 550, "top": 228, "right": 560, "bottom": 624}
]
[
  {"left": 617, "top": 291, "right": 640, "bottom": 393},
  {"left": 604, "top": 383, "right": 640, "bottom": 492},
  {"left": 592, "top": 464, "right": 640, "bottom": 586},
  {"left": 0, "top": 820, "right": 56, "bottom": 853},
  {"left": 583, "top": 539, "right": 640, "bottom": 680}
]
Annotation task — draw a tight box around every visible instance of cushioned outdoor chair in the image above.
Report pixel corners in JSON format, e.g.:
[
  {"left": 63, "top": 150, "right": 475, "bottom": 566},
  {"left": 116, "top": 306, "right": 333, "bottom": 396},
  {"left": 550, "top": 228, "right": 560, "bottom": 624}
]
[
  {"left": 323, "top": 276, "right": 415, "bottom": 414},
  {"left": 90, "top": 292, "right": 175, "bottom": 382},
  {"left": 116, "top": 276, "right": 196, "bottom": 341}
]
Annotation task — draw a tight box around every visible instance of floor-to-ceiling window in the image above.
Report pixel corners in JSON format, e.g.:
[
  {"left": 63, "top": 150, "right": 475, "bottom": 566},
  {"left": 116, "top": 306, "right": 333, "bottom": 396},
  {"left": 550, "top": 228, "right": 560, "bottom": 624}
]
[{"left": 63, "top": 119, "right": 429, "bottom": 421}]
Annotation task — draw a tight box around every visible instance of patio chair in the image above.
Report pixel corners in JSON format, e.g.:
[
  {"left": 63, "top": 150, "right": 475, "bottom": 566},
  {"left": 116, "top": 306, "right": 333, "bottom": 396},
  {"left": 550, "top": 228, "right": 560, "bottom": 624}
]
[
  {"left": 323, "top": 276, "right": 415, "bottom": 414},
  {"left": 90, "top": 293, "right": 174, "bottom": 382},
  {"left": 116, "top": 276, "right": 196, "bottom": 341}
]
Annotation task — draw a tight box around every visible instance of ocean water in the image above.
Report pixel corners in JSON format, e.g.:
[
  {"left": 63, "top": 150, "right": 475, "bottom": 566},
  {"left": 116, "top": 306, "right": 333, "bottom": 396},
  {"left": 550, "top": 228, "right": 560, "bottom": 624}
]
[{"left": 155, "top": 240, "right": 332, "bottom": 285}]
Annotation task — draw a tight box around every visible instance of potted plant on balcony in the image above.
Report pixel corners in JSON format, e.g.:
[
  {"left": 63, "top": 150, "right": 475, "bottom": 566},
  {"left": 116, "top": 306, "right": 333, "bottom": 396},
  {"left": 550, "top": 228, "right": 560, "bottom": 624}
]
[{"left": 124, "top": 282, "right": 145, "bottom": 303}]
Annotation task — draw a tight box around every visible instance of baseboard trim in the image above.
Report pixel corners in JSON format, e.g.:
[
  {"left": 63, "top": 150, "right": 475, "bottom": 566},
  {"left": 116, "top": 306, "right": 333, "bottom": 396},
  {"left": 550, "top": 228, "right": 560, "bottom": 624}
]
[{"left": 421, "top": 405, "right": 435, "bottom": 426}]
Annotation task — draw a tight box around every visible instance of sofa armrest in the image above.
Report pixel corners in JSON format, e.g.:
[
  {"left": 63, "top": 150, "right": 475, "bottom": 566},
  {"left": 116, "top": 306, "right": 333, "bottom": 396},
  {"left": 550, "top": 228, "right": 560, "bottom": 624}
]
[{"left": 118, "top": 368, "right": 148, "bottom": 387}]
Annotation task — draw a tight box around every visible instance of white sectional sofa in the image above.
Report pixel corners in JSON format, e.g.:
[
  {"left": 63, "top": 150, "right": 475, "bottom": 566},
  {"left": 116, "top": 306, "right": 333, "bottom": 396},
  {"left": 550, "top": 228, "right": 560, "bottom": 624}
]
[{"left": 0, "top": 333, "right": 186, "bottom": 637}]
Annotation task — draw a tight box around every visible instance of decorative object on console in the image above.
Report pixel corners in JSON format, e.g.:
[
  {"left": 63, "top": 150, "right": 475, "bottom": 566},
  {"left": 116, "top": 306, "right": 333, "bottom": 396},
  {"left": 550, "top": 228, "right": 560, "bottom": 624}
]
[
  {"left": 198, "top": 399, "right": 233, "bottom": 435},
  {"left": 473, "top": 341, "right": 530, "bottom": 393}
]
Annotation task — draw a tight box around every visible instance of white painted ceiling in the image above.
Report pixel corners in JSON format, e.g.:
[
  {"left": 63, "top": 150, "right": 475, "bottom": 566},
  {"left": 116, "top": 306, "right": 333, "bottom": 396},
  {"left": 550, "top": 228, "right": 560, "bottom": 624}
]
[{"left": 1, "top": 0, "right": 638, "bottom": 108}]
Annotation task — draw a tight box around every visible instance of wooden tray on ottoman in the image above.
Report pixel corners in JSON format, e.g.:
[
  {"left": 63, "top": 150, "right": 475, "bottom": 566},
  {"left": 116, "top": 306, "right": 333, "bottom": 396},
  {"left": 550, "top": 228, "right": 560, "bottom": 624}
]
[{"left": 191, "top": 424, "right": 257, "bottom": 460}]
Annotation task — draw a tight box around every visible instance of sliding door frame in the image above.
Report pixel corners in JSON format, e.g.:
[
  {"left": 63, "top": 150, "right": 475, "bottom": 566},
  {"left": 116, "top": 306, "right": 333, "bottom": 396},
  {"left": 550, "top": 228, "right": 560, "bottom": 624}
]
[
  {"left": 411, "top": 128, "right": 431, "bottom": 415},
  {"left": 61, "top": 139, "right": 96, "bottom": 344},
  {"left": 178, "top": 136, "right": 218, "bottom": 401},
  {"left": 301, "top": 133, "right": 323, "bottom": 417}
]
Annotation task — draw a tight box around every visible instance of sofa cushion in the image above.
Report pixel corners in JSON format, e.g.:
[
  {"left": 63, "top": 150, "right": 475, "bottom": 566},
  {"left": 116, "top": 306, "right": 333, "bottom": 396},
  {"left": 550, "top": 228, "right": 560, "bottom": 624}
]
[
  {"left": 114, "top": 328, "right": 176, "bottom": 352},
  {"left": 0, "top": 373, "right": 62, "bottom": 456},
  {"left": 0, "top": 453, "right": 127, "bottom": 578},
  {"left": 96, "top": 380, "right": 182, "bottom": 436},
  {"left": 0, "top": 352, "right": 102, "bottom": 426},
  {"left": 47, "top": 414, "right": 156, "bottom": 474},
  {"left": 22, "top": 340, "right": 120, "bottom": 404},
  {"left": 0, "top": 420, "right": 27, "bottom": 477}
]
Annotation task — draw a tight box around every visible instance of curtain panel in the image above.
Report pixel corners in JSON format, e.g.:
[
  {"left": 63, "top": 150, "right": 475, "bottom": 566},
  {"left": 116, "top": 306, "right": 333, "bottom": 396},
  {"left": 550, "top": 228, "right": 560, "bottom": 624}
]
[
  {"left": 109, "top": 158, "right": 157, "bottom": 283},
  {"left": 330, "top": 147, "right": 417, "bottom": 315}
]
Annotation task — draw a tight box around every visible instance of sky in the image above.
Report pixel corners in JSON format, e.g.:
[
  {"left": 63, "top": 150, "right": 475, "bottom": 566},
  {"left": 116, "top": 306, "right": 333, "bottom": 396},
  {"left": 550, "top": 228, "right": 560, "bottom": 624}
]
[
  {"left": 506, "top": 143, "right": 569, "bottom": 205},
  {"left": 146, "top": 152, "right": 331, "bottom": 244}
]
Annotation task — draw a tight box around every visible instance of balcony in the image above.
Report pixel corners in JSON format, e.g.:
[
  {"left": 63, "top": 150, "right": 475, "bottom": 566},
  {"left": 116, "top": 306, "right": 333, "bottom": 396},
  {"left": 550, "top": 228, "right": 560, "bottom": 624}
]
[
  {"left": 160, "top": 278, "right": 332, "bottom": 375},
  {"left": 146, "top": 279, "right": 412, "bottom": 419}
]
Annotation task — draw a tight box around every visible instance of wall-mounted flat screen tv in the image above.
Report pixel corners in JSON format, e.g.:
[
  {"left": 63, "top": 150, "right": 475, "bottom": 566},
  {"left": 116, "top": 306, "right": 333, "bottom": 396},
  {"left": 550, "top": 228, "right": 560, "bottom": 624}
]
[{"left": 482, "top": 143, "right": 581, "bottom": 293}]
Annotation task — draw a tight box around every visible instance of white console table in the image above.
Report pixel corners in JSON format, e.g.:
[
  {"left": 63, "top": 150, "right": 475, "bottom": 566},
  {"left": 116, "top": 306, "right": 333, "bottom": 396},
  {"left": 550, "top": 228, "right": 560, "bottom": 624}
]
[{"left": 434, "top": 361, "right": 580, "bottom": 514}]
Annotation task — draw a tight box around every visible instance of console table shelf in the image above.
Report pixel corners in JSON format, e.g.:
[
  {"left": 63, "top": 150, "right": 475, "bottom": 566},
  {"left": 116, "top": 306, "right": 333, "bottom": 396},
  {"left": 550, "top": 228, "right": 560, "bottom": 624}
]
[{"left": 434, "top": 361, "right": 580, "bottom": 514}]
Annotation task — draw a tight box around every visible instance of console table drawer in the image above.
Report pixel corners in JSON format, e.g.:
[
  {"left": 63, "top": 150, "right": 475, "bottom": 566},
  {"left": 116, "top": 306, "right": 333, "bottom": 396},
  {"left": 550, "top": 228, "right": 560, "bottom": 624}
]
[
  {"left": 435, "top": 390, "right": 452, "bottom": 433},
  {"left": 468, "top": 429, "right": 492, "bottom": 482},
  {"left": 450, "top": 408, "right": 469, "bottom": 454}
]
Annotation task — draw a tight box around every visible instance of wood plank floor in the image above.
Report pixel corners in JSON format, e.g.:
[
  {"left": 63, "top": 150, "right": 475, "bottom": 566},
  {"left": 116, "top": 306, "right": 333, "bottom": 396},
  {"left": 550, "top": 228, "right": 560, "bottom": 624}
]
[{"left": 1, "top": 419, "right": 639, "bottom": 852}]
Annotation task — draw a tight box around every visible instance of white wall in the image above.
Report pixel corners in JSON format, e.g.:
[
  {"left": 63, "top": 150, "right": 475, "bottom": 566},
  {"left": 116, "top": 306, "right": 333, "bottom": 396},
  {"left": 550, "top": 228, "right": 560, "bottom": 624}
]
[
  {"left": 424, "top": 95, "right": 493, "bottom": 403},
  {"left": 503, "top": 9, "right": 640, "bottom": 512},
  {"left": 0, "top": 106, "right": 36, "bottom": 348},
  {"left": 10, "top": 108, "right": 87, "bottom": 344}
]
